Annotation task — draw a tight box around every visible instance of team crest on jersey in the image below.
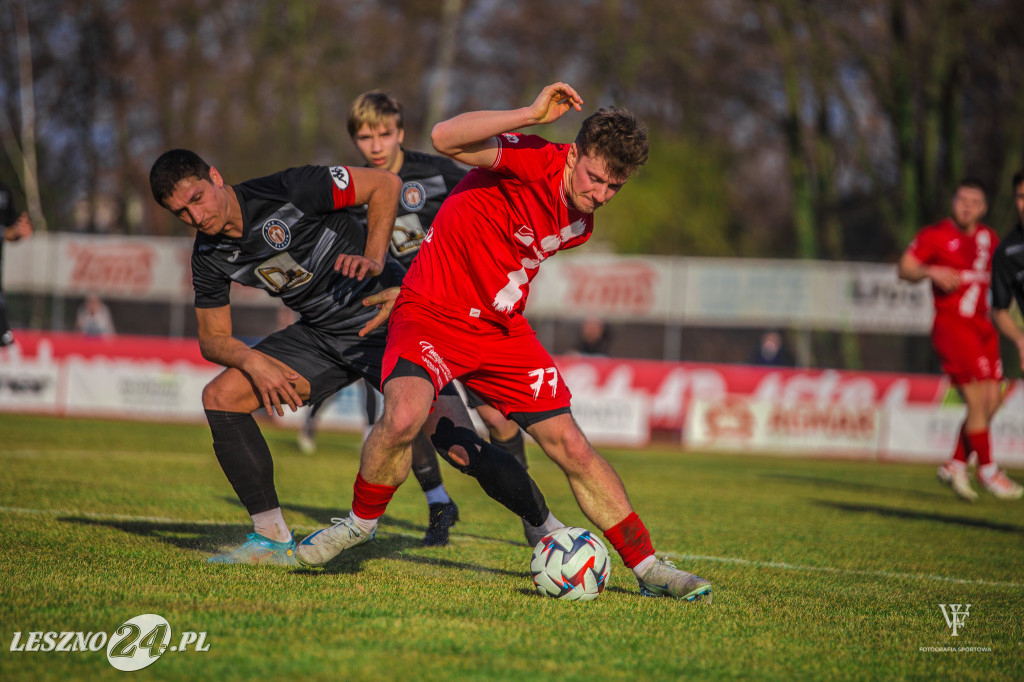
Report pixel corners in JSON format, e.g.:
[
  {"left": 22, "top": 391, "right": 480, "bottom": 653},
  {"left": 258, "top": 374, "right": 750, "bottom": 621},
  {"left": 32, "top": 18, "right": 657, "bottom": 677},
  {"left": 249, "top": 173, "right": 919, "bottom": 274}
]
[
  {"left": 262, "top": 219, "right": 292, "bottom": 250},
  {"left": 329, "top": 166, "right": 350, "bottom": 190},
  {"left": 502, "top": 133, "right": 520, "bottom": 144},
  {"left": 400, "top": 181, "right": 426, "bottom": 212}
]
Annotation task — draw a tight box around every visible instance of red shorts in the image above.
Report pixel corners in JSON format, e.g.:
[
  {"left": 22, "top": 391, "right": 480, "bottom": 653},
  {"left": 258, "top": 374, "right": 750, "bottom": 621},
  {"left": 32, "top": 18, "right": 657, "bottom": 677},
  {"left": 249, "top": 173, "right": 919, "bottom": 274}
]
[
  {"left": 931, "top": 314, "right": 1003, "bottom": 385},
  {"left": 381, "top": 292, "right": 572, "bottom": 418}
]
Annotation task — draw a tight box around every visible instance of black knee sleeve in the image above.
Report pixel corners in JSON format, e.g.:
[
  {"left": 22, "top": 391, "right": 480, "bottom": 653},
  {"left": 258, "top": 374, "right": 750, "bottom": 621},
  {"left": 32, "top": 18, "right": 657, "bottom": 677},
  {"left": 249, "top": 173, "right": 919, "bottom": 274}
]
[
  {"left": 430, "top": 417, "right": 549, "bottom": 526},
  {"left": 412, "top": 432, "right": 445, "bottom": 492},
  {"left": 205, "top": 410, "right": 279, "bottom": 515}
]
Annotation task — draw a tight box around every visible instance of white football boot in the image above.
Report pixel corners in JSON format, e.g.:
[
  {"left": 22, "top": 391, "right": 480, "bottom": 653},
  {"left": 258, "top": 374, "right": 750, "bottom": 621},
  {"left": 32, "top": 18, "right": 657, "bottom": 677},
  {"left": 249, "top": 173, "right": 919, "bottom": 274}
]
[
  {"left": 295, "top": 516, "right": 375, "bottom": 566},
  {"left": 937, "top": 461, "right": 978, "bottom": 502},
  {"left": 977, "top": 468, "right": 1023, "bottom": 500}
]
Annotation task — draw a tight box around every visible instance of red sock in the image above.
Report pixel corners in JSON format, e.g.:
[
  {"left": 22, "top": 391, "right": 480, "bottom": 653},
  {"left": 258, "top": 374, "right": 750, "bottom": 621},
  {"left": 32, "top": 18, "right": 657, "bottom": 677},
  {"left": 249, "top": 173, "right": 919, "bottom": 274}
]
[
  {"left": 965, "top": 429, "right": 992, "bottom": 468},
  {"left": 603, "top": 512, "right": 655, "bottom": 569},
  {"left": 952, "top": 424, "right": 968, "bottom": 463},
  {"left": 351, "top": 472, "right": 397, "bottom": 520}
]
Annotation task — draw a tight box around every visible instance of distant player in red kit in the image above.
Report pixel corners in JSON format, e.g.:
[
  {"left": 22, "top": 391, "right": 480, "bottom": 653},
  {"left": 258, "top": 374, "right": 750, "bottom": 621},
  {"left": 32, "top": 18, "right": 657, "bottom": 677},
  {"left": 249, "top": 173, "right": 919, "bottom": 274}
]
[
  {"left": 899, "top": 178, "right": 1021, "bottom": 500},
  {"left": 296, "top": 82, "right": 712, "bottom": 601}
]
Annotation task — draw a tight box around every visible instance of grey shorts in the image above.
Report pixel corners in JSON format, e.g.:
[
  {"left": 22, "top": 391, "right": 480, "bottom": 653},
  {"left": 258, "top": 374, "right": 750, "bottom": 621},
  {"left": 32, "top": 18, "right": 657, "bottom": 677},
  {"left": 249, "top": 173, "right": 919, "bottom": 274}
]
[{"left": 253, "top": 322, "right": 386, "bottom": 405}]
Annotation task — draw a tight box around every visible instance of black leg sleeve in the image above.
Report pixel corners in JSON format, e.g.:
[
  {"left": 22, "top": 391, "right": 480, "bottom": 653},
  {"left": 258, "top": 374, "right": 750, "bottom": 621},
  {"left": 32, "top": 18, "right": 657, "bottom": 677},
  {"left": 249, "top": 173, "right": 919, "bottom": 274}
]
[
  {"left": 489, "top": 430, "right": 527, "bottom": 470},
  {"left": 431, "top": 417, "right": 549, "bottom": 526},
  {"left": 411, "top": 430, "right": 445, "bottom": 492},
  {"left": 205, "top": 409, "right": 279, "bottom": 515}
]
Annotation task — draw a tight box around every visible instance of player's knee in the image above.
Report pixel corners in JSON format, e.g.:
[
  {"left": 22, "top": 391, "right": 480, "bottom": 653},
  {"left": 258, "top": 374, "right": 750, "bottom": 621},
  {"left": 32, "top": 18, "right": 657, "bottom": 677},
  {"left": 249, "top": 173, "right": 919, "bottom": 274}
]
[
  {"left": 202, "top": 376, "right": 239, "bottom": 412},
  {"left": 378, "top": 402, "right": 429, "bottom": 447}
]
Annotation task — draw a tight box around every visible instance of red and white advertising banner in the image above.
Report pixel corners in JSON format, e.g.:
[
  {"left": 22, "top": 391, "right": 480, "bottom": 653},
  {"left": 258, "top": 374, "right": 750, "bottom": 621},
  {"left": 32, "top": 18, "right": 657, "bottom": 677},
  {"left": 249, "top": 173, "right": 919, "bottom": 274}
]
[
  {"left": 6, "top": 237, "right": 935, "bottom": 331},
  {"left": 555, "top": 356, "right": 950, "bottom": 432},
  {"left": 527, "top": 255, "right": 681, "bottom": 322},
  {"left": 685, "top": 398, "right": 882, "bottom": 456}
]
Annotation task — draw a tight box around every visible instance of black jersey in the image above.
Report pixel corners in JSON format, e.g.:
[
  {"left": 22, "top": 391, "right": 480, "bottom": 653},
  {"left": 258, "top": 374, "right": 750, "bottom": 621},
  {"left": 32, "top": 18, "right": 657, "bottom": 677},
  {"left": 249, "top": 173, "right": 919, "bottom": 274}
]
[
  {"left": 190, "top": 165, "right": 404, "bottom": 334},
  {"left": 991, "top": 223, "right": 1024, "bottom": 312},
  {"left": 347, "top": 149, "right": 467, "bottom": 269}
]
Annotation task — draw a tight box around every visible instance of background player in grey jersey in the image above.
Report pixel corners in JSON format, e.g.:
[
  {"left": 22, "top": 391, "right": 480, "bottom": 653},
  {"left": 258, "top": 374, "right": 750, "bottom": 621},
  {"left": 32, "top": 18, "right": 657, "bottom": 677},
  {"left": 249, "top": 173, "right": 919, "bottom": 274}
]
[
  {"left": 299, "top": 91, "right": 538, "bottom": 545},
  {"left": 0, "top": 181, "right": 33, "bottom": 347},
  {"left": 150, "top": 149, "right": 559, "bottom": 565}
]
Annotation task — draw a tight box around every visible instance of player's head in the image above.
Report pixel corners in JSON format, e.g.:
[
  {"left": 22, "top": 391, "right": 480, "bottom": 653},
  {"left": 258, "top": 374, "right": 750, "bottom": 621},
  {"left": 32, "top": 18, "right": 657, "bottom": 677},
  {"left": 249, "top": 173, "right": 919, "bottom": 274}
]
[
  {"left": 1013, "top": 170, "right": 1024, "bottom": 225},
  {"left": 564, "top": 107, "right": 649, "bottom": 214},
  {"left": 348, "top": 91, "right": 405, "bottom": 173},
  {"left": 149, "top": 149, "right": 232, "bottom": 236},
  {"left": 951, "top": 177, "right": 987, "bottom": 230}
]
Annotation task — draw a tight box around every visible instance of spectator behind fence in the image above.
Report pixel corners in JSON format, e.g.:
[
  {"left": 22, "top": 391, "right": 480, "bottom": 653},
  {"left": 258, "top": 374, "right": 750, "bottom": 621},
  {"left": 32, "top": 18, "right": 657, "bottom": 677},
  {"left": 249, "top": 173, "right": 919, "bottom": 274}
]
[
  {"left": 0, "top": 181, "right": 34, "bottom": 346},
  {"left": 76, "top": 293, "right": 116, "bottom": 337},
  {"left": 749, "top": 330, "right": 792, "bottom": 367},
  {"left": 573, "top": 317, "right": 611, "bottom": 356}
]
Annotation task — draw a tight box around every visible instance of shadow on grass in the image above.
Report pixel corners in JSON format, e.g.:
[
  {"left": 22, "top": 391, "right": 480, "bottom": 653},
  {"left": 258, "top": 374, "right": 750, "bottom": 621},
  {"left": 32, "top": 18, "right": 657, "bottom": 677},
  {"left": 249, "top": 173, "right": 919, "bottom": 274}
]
[
  {"left": 59, "top": 516, "right": 248, "bottom": 554},
  {"left": 762, "top": 473, "right": 951, "bottom": 501},
  {"left": 814, "top": 500, "right": 1023, "bottom": 533}
]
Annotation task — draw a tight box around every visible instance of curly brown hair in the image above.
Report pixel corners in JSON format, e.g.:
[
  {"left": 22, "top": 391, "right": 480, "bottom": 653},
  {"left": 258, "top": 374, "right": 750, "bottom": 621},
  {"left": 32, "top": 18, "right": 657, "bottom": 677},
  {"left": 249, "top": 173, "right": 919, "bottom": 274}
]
[{"left": 574, "top": 107, "right": 649, "bottom": 179}]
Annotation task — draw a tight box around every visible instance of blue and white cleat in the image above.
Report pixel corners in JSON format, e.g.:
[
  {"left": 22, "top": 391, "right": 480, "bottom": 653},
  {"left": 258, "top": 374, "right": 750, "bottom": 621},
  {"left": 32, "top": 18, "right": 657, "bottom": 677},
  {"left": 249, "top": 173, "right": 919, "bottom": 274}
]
[
  {"left": 208, "top": 532, "right": 299, "bottom": 567},
  {"left": 295, "top": 516, "right": 375, "bottom": 567},
  {"left": 637, "top": 557, "right": 712, "bottom": 602}
]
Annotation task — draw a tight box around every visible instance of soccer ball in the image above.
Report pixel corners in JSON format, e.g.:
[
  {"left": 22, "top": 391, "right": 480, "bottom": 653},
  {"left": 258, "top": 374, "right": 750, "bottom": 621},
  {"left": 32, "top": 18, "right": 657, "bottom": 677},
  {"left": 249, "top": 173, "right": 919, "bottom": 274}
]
[{"left": 530, "top": 526, "right": 611, "bottom": 601}]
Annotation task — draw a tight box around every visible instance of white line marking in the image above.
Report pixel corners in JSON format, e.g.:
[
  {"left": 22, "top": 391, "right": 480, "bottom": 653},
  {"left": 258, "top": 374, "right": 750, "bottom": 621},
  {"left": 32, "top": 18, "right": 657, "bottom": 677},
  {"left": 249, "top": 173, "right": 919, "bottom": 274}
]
[
  {"left": 664, "top": 552, "right": 1024, "bottom": 589},
  {"left": 3, "top": 506, "right": 1020, "bottom": 589}
]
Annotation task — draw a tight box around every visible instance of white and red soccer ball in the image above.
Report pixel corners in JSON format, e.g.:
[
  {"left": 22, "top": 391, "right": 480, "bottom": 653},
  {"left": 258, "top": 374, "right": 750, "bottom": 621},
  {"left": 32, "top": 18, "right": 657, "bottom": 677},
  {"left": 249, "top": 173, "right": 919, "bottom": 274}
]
[{"left": 530, "top": 526, "right": 611, "bottom": 601}]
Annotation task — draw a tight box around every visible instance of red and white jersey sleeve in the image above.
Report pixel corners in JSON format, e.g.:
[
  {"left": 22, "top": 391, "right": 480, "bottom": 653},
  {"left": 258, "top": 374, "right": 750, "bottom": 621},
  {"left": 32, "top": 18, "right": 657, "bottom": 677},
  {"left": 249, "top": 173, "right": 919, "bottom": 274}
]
[
  {"left": 906, "top": 217, "right": 997, "bottom": 319},
  {"left": 402, "top": 134, "right": 594, "bottom": 319}
]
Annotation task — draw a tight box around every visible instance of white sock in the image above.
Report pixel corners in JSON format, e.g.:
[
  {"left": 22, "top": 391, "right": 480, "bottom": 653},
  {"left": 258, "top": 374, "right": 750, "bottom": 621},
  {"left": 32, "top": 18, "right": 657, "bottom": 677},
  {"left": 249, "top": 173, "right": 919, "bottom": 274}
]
[
  {"left": 528, "top": 511, "right": 565, "bottom": 533},
  {"left": 424, "top": 485, "right": 451, "bottom": 505},
  {"left": 349, "top": 511, "right": 378, "bottom": 535},
  {"left": 251, "top": 507, "right": 291, "bottom": 543},
  {"left": 632, "top": 554, "right": 658, "bottom": 578},
  {"left": 979, "top": 463, "right": 999, "bottom": 479}
]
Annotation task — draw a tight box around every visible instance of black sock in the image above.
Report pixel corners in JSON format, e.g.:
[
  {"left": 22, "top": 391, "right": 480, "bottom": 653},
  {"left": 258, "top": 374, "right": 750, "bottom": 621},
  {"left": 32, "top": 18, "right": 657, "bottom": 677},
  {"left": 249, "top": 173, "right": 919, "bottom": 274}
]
[
  {"left": 431, "top": 418, "right": 549, "bottom": 526},
  {"left": 205, "top": 410, "right": 279, "bottom": 515},
  {"left": 490, "top": 430, "right": 527, "bottom": 470}
]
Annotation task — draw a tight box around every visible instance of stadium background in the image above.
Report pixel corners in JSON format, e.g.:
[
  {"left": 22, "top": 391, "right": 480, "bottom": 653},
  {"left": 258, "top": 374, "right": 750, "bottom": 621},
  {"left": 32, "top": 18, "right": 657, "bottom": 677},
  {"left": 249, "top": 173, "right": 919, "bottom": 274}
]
[{"left": 1, "top": 3, "right": 1023, "bottom": 679}]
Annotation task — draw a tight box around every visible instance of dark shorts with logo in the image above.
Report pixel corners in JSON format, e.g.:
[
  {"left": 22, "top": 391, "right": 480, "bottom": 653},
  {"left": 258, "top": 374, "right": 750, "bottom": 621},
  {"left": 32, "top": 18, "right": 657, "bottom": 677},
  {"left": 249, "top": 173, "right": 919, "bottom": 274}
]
[{"left": 253, "top": 322, "right": 386, "bottom": 405}]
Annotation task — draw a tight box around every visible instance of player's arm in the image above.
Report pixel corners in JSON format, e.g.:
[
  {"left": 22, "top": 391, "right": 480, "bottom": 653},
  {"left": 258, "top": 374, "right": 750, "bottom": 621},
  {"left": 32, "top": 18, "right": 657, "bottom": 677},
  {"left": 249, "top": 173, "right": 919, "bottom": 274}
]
[
  {"left": 3, "top": 212, "right": 32, "bottom": 242},
  {"left": 431, "top": 82, "right": 584, "bottom": 168},
  {"left": 195, "top": 305, "right": 303, "bottom": 416},
  {"left": 333, "top": 167, "right": 400, "bottom": 281},
  {"left": 992, "top": 307, "right": 1024, "bottom": 369},
  {"left": 897, "top": 250, "right": 960, "bottom": 293}
]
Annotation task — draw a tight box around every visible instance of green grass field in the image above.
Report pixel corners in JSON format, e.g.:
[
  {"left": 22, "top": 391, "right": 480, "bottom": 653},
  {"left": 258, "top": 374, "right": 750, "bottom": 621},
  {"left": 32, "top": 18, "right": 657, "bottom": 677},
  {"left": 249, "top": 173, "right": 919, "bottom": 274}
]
[{"left": 1, "top": 413, "right": 1021, "bottom": 681}]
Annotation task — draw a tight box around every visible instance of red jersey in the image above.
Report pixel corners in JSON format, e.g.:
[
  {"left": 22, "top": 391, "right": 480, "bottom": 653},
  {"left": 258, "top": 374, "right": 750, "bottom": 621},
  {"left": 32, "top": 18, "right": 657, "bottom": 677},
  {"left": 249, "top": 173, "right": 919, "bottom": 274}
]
[
  {"left": 401, "top": 134, "right": 594, "bottom": 319},
  {"left": 906, "top": 217, "right": 997, "bottom": 320}
]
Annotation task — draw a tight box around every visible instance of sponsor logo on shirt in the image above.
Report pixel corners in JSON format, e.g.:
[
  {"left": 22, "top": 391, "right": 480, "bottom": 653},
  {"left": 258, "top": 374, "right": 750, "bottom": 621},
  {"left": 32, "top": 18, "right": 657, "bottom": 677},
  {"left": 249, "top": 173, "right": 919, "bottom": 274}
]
[
  {"left": 400, "top": 181, "right": 426, "bottom": 212},
  {"left": 262, "top": 219, "right": 291, "bottom": 250},
  {"left": 502, "top": 133, "right": 520, "bottom": 144},
  {"left": 329, "top": 166, "right": 350, "bottom": 191},
  {"left": 946, "top": 239, "right": 961, "bottom": 251}
]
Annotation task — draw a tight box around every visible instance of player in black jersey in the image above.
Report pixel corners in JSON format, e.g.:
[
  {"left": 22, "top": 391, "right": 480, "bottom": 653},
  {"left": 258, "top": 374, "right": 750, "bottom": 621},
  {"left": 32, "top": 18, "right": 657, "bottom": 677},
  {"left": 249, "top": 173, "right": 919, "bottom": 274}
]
[
  {"left": 987, "top": 169, "right": 1024, "bottom": 500},
  {"left": 149, "top": 149, "right": 559, "bottom": 565},
  {"left": 297, "top": 92, "right": 546, "bottom": 546},
  {"left": 0, "top": 181, "right": 33, "bottom": 347}
]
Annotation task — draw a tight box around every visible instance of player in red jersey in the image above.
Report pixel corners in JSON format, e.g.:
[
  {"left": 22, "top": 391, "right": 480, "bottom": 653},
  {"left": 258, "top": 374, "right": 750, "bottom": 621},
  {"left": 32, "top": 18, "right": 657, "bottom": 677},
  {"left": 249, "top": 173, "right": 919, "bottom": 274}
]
[
  {"left": 296, "top": 82, "right": 712, "bottom": 601},
  {"left": 898, "top": 178, "right": 1017, "bottom": 500}
]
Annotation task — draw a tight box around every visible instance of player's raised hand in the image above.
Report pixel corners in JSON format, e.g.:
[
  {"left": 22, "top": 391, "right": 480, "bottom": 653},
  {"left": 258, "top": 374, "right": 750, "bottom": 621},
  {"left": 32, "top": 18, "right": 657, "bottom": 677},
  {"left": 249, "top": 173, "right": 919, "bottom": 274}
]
[
  {"left": 334, "top": 254, "right": 383, "bottom": 281},
  {"left": 358, "top": 287, "right": 400, "bottom": 337},
  {"left": 528, "top": 83, "right": 584, "bottom": 125}
]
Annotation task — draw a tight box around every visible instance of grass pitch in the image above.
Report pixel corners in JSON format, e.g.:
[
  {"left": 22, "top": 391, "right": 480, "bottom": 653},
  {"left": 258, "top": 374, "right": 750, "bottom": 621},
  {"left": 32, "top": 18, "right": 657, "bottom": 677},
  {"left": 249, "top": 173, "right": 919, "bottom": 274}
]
[{"left": 0, "top": 413, "right": 1021, "bottom": 681}]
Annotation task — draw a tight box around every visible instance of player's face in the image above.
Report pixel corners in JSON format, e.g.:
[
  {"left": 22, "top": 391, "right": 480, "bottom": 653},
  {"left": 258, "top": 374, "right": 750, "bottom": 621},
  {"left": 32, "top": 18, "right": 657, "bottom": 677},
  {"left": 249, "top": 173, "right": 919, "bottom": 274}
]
[
  {"left": 353, "top": 121, "right": 405, "bottom": 173},
  {"left": 1015, "top": 181, "right": 1024, "bottom": 225},
  {"left": 162, "top": 168, "right": 232, "bottom": 236},
  {"left": 951, "top": 186, "right": 987, "bottom": 229},
  {"left": 564, "top": 145, "right": 628, "bottom": 214}
]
